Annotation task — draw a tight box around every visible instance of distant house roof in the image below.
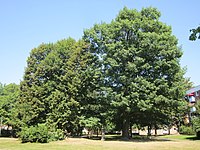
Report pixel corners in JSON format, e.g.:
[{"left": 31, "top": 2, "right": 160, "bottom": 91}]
[{"left": 186, "top": 85, "right": 200, "bottom": 95}]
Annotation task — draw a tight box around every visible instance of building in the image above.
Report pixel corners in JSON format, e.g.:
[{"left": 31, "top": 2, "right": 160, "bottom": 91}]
[
  {"left": 184, "top": 85, "right": 200, "bottom": 124},
  {"left": 186, "top": 85, "right": 200, "bottom": 101},
  {"left": 186, "top": 85, "right": 200, "bottom": 113}
]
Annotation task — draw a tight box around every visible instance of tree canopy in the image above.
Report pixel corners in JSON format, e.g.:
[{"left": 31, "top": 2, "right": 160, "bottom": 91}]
[
  {"left": 189, "top": 26, "right": 200, "bottom": 41},
  {"left": 8, "top": 7, "right": 189, "bottom": 141},
  {"left": 0, "top": 83, "right": 19, "bottom": 127},
  {"left": 83, "top": 7, "right": 187, "bottom": 139}
]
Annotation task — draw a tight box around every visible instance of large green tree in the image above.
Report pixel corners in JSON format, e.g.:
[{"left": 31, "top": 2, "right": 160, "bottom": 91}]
[
  {"left": 0, "top": 83, "right": 19, "bottom": 128},
  {"left": 44, "top": 38, "right": 93, "bottom": 134},
  {"left": 18, "top": 43, "right": 54, "bottom": 127},
  {"left": 84, "top": 7, "right": 186, "bottom": 139},
  {"left": 18, "top": 38, "right": 101, "bottom": 135}
]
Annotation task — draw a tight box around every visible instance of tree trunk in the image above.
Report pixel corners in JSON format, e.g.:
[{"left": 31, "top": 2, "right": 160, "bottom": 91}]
[
  {"left": 155, "top": 127, "right": 157, "bottom": 136},
  {"left": 154, "top": 124, "right": 157, "bottom": 136},
  {"left": 122, "top": 115, "right": 130, "bottom": 140},
  {"left": 88, "top": 129, "right": 92, "bottom": 138},
  {"left": 96, "top": 129, "right": 99, "bottom": 137},
  {"left": 168, "top": 126, "right": 171, "bottom": 135},
  {"left": 147, "top": 125, "right": 152, "bottom": 137},
  {"left": 130, "top": 124, "right": 132, "bottom": 138},
  {"left": 101, "top": 126, "right": 105, "bottom": 141}
]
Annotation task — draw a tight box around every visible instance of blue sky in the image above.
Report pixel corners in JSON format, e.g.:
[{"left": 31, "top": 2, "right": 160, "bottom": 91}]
[{"left": 0, "top": 0, "right": 199, "bottom": 85}]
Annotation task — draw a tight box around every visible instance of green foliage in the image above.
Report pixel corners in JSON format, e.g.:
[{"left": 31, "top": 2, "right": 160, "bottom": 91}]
[
  {"left": 0, "top": 83, "right": 20, "bottom": 131},
  {"left": 191, "top": 101, "right": 200, "bottom": 138},
  {"left": 192, "top": 117, "right": 200, "bottom": 138},
  {"left": 0, "top": 83, "right": 4, "bottom": 95},
  {"left": 80, "top": 117, "right": 101, "bottom": 131},
  {"left": 19, "top": 124, "right": 49, "bottom": 143},
  {"left": 17, "top": 7, "right": 187, "bottom": 140},
  {"left": 48, "top": 128, "right": 65, "bottom": 141},
  {"left": 18, "top": 43, "right": 54, "bottom": 127},
  {"left": 194, "top": 100, "right": 200, "bottom": 114},
  {"left": 19, "top": 124, "right": 64, "bottom": 143},
  {"left": 189, "top": 26, "right": 200, "bottom": 41},
  {"left": 179, "top": 125, "right": 195, "bottom": 135},
  {"left": 84, "top": 7, "right": 186, "bottom": 139},
  {"left": 18, "top": 38, "right": 98, "bottom": 136}
]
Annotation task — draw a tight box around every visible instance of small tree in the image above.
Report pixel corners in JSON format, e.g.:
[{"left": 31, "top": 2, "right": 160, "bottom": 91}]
[
  {"left": 192, "top": 101, "right": 200, "bottom": 138},
  {"left": 80, "top": 117, "right": 101, "bottom": 138}
]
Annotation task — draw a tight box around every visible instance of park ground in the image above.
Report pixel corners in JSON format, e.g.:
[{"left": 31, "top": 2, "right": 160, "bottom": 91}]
[{"left": 0, "top": 135, "right": 199, "bottom": 150}]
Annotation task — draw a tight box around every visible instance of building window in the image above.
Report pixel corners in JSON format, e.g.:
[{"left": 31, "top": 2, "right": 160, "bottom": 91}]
[
  {"left": 189, "top": 96, "right": 195, "bottom": 103},
  {"left": 196, "top": 91, "right": 199, "bottom": 97}
]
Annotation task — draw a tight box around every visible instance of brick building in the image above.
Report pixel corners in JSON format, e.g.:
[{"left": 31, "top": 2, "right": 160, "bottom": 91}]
[
  {"left": 186, "top": 85, "right": 200, "bottom": 102},
  {"left": 184, "top": 85, "right": 200, "bottom": 124}
]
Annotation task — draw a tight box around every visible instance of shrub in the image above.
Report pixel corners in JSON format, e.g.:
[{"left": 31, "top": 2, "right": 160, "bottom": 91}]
[
  {"left": 49, "top": 129, "right": 65, "bottom": 141},
  {"left": 192, "top": 117, "right": 200, "bottom": 138},
  {"left": 19, "top": 124, "right": 49, "bottom": 143},
  {"left": 179, "top": 125, "right": 195, "bottom": 135},
  {"left": 19, "top": 124, "right": 65, "bottom": 143}
]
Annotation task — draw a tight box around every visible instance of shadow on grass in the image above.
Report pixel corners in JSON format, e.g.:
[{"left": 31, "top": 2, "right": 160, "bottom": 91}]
[
  {"left": 80, "top": 135, "right": 171, "bottom": 142},
  {"left": 186, "top": 136, "right": 200, "bottom": 140}
]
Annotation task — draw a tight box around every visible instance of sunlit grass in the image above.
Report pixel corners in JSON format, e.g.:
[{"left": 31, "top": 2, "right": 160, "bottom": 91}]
[
  {"left": 161, "top": 134, "right": 197, "bottom": 140},
  {"left": 0, "top": 135, "right": 200, "bottom": 150}
]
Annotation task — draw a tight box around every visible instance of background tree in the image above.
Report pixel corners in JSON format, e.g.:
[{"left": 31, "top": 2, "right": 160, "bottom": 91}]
[
  {"left": 44, "top": 38, "right": 92, "bottom": 134},
  {"left": 18, "top": 7, "right": 188, "bottom": 141},
  {"left": 18, "top": 38, "right": 101, "bottom": 136},
  {"left": 84, "top": 7, "right": 186, "bottom": 139},
  {"left": 192, "top": 100, "right": 200, "bottom": 138},
  {"left": 0, "top": 83, "right": 19, "bottom": 130},
  {"left": 189, "top": 26, "right": 200, "bottom": 41},
  {"left": 18, "top": 43, "right": 54, "bottom": 127},
  {"left": 0, "top": 83, "right": 4, "bottom": 95}
]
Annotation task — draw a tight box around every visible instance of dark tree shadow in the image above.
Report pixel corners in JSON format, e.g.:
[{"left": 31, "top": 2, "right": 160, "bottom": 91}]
[
  {"left": 80, "top": 135, "right": 172, "bottom": 142},
  {"left": 186, "top": 136, "right": 200, "bottom": 140}
]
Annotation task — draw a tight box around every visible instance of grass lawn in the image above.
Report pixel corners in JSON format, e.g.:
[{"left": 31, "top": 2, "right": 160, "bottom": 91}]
[
  {"left": 0, "top": 135, "right": 199, "bottom": 150},
  {"left": 160, "top": 134, "right": 198, "bottom": 140}
]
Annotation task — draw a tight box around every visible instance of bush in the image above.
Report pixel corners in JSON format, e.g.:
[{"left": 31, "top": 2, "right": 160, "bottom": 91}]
[
  {"left": 19, "top": 124, "right": 64, "bottom": 143},
  {"left": 19, "top": 124, "right": 49, "bottom": 143},
  {"left": 192, "top": 117, "right": 200, "bottom": 138},
  {"left": 49, "top": 129, "right": 65, "bottom": 141},
  {"left": 179, "top": 125, "right": 195, "bottom": 135}
]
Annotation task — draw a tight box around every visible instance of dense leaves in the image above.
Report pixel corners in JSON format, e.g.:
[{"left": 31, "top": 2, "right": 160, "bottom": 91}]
[
  {"left": 5, "top": 7, "right": 188, "bottom": 141},
  {"left": 189, "top": 26, "right": 200, "bottom": 41},
  {"left": 19, "top": 123, "right": 64, "bottom": 143},
  {"left": 192, "top": 101, "right": 200, "bottom": 138},
  {"left": 18, "top": 38, "right": 94, "bottom": 133},
  {"left": 83, "top": 7, "right": 187, "bottom": 138},
  {"left": 0, "top": 83, "right": 19, "bottom": 127}
]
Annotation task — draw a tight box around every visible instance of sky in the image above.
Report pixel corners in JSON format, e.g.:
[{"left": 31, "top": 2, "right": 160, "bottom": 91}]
[{"left": 0, "top": 0, "right": 199, "bottom": 86}]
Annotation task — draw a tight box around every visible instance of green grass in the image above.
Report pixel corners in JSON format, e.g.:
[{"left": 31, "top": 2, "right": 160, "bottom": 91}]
[
  {"left": 0, "top": 135, "right": 200, "bottom": 150},
  {"left": 161, "top": 134, "right": 197, "bottom": 140}
]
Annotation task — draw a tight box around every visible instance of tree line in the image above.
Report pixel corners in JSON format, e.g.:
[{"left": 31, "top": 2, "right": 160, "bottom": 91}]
[{"left": 0, "top": 7, "right": 189, "bottom": 141}]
